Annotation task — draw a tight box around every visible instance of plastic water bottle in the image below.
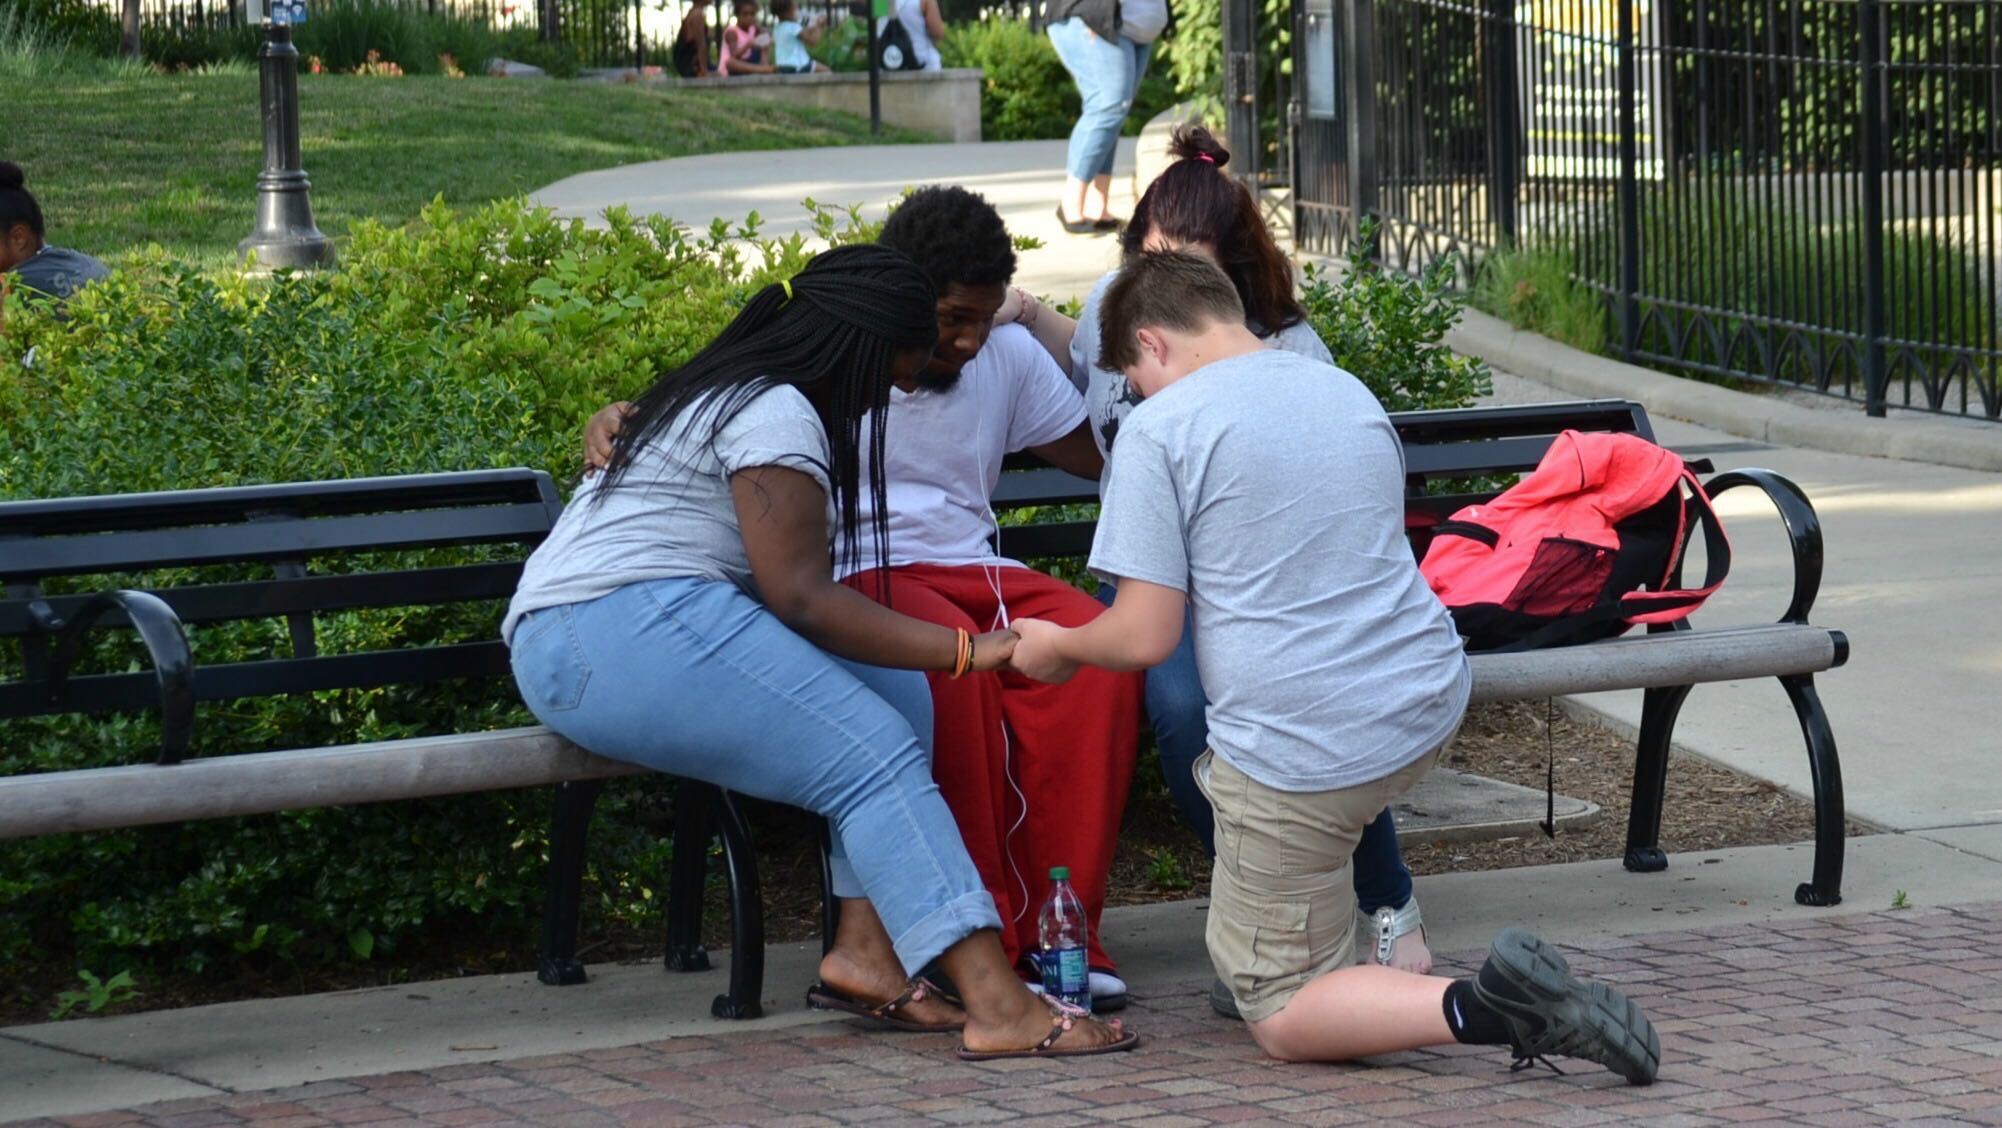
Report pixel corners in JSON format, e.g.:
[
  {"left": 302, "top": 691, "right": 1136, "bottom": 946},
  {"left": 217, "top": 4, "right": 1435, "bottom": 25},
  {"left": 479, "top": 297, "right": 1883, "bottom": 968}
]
[{"left": 1037, "top": 866, "right": 1092, "bottom": 1014}]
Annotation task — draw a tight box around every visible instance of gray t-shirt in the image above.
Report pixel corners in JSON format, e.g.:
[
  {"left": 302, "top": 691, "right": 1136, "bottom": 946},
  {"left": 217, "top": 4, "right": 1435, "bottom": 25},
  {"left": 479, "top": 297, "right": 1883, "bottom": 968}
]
[
  {"left": 10, "top": 245, "right": 110, "bottom": 301},
  {"left": 1088, "top": 348, "right": 1471, "bottom": 792},
  {"left": 502, "top": 384, "right": 832, "bottom": 643},
  {"left": 1070, "top": 269, "right": 1333, "bottom": 463}
]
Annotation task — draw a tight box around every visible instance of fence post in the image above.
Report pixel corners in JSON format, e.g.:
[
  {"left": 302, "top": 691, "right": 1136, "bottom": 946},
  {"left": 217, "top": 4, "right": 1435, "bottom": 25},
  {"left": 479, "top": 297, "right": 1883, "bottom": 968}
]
[
  {"left": 1858, "top": 0, "right": 1890, "bottom": 417},
  {"left": 1483, "top": 0, "right": 1519, "bottom": 249},
  {"left": 1223, "top": 0, "right": 1261, "bottom": 190},
  {"left": 1341, "top": 0, "right": 1378, "bottom": 258},
  {"left": 1615, "top": 0, "right": 1641, "bottom": 359},
  {"left": 866, "top": 1, "right": 882, "bottom": 136}
]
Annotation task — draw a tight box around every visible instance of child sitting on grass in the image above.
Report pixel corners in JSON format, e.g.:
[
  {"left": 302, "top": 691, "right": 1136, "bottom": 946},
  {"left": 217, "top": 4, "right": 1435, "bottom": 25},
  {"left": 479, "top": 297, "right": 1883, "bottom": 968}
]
[{"left": 1007, "top": 251, "right": 1661, "bottom": 1085}]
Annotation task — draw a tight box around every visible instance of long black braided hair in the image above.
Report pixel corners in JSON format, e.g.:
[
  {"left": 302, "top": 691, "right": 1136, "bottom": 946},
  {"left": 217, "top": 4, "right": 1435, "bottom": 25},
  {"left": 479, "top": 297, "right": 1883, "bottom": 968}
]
[{"left": 596, "top": 243, "right": 937, "bottom": 582}]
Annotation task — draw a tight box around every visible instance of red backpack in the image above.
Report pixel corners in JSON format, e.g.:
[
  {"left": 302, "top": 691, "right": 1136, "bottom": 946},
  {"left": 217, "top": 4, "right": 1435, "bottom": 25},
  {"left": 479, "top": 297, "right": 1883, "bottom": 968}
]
[{"left": 1418, "top": 430, "right": 1730, "bottom": 652}]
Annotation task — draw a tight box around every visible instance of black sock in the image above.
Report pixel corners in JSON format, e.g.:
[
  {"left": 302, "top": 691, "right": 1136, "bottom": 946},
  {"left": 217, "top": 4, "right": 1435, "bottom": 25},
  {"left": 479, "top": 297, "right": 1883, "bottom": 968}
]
[{"left": 1442, "top": 978, "right": 1513, "bottom": 1045}]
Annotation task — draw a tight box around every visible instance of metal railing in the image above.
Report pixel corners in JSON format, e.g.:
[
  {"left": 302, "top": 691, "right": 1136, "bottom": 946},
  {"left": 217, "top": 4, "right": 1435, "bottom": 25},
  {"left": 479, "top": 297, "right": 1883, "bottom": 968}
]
[{"left": 1290, "top": 0, "right": 2002, "bottom": 421}]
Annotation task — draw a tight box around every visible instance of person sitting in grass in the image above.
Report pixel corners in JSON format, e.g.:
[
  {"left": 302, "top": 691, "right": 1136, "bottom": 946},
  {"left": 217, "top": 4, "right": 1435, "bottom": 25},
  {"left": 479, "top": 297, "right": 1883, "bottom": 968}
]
[
  {"left": 1006, "top": 250, "right": 1661, "bottom": 1084},
  {"left": 720, "top": 0, "right": 776, "bottom": 75},
  {"left": 770, "top": 0, "right": 830, "bottom": 73},
  {"left": 0, "top": 162, "right": 109, "bottom": 303}
]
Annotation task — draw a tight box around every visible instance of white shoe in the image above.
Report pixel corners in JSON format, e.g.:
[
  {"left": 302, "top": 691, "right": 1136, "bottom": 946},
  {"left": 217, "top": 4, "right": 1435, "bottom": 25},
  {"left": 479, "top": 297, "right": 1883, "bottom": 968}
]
[{"left": 1089, "top": 970, "right": 1128, "bottom": 1012}]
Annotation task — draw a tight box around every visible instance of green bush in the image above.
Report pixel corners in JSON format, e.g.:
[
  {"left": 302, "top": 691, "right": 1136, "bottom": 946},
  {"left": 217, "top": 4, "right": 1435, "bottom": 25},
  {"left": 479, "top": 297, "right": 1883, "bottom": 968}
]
[
  {"left": 293, "top": 0, "right": 506, "bottom": 75},
  {"left": 0, "top": 197, "right": 868, "bottom": 986},
  {"left": 1301, "top": 220, "right": 1493, "bottom": 413},
  {"left": 0, "top": 0, "right": 117, "bottom": 56}
]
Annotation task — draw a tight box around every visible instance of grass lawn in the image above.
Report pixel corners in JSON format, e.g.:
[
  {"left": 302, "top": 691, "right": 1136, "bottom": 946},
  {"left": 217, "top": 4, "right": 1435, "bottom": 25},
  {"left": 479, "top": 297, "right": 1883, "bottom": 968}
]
[{"left": 1, "top": 71, "right": 914, "bottom": 262}]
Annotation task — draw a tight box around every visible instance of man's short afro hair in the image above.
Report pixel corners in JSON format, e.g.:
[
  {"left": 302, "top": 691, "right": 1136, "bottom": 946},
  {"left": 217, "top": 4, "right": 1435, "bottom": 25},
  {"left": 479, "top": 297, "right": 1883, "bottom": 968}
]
[{"left": 877, "top": 185, "right": 1016, "bottom": 295}]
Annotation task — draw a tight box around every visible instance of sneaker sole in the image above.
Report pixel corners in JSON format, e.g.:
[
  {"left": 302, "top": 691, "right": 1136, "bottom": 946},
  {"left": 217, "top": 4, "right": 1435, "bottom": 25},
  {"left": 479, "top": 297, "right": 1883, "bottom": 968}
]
[{"left": 1473, "top": 928, "right": 1661, "bottom": 1086}]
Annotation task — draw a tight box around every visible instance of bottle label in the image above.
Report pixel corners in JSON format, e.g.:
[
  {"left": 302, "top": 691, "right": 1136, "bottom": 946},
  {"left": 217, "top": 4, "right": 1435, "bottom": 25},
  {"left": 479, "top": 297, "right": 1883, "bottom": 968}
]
[{"left": 1040, "top": 945, "right": 1091, "bottom": 1013}]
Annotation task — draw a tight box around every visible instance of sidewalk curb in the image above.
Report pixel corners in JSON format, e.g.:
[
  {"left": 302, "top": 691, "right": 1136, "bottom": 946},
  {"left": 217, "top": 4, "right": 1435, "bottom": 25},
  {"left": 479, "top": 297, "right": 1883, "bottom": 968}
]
[{"left": 1445, "top": 307, "right": 2002, "bottom": 473}]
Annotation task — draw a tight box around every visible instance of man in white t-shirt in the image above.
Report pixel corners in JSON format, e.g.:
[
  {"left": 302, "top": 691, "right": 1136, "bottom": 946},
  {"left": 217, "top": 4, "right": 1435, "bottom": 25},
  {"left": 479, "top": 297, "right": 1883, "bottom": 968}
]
[{"left": 585, "top": 187, "right": 1140, "bottom": 1008}]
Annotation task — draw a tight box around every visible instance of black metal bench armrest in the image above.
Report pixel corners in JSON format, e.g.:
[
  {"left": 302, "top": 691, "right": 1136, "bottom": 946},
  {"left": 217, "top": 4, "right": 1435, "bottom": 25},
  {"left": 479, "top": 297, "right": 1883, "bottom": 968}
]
[
  {"left": 1702, "top": 469, "right": 1824, "bottom": 626},
  {"left": 41, "top": 590, "right": 196, "bottom": 765}
]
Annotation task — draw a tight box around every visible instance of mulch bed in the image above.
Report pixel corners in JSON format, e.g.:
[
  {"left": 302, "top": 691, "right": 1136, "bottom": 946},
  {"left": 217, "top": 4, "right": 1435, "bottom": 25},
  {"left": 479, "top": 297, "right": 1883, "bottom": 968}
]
[{"left": 2, "top": 701, "right": 1859, "bottom": 1026}]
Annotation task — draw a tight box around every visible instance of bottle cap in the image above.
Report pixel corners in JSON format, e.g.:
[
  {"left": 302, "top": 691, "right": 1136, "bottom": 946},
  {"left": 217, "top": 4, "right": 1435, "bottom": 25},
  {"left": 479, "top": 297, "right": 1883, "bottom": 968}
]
[{"left": 1049, "top": 866, "right": 1069, "bottom": 880}]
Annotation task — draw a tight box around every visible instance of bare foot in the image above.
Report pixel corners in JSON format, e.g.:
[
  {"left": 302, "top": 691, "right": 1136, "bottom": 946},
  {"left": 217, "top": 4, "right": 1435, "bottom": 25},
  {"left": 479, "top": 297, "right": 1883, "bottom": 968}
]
[
  {"left": 817, "top": 947, "right": 965, "bottom": 1027},
  {"left": 1383, "top": 927, "right": 1433, "bottom": 975},
  {"left": 959, "top": 982, "right": 1128, "bottom": 1054}
]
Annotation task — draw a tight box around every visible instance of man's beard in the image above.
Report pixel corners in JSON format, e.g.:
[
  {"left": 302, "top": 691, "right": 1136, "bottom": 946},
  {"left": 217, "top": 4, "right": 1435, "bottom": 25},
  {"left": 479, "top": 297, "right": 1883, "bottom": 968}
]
[{"left": 914, "top": 367, "right": 965, "bottom": 393}]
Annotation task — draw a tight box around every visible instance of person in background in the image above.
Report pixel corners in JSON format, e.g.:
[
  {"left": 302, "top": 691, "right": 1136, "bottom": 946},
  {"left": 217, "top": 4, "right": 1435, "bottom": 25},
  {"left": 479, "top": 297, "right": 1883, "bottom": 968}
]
[
  {"left": 721, "top": 0, "right": 776, "bottom": 74},
  {"left": 1043, "top": 0, "right": 1162, "bottom": 234},
  {"left": 771, "top": 0, "right": 831, "bottom": 73},
  {"left": 997, "top": 127, "right": 1438, "bottom": 1002},
  {"left": 879, "top": 0, "right": 944, "bottom": 71},
  {"left": 673, "top": 0, "right": 714, "bottom": 77},
  {"left": 0, "top": 162, "right": 109, "bottom": 302}
]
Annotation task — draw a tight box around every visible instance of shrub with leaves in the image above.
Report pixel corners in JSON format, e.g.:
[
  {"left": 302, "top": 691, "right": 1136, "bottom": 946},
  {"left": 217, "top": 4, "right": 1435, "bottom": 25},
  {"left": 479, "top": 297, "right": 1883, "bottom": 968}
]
[
  {"left": 0, "top": 197, "right": 869, "bottom": 992},
  {"left": 1300, "top": 222, "right": 1493, "bottom": 413},
  {"left": 939, "top": 17, "right": 1179, "bottom": 141}
]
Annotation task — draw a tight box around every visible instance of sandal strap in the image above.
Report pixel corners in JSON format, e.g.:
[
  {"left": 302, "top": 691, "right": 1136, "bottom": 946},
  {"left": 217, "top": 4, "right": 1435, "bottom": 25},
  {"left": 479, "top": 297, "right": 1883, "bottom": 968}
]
[
  {"left": 1370, "top": 897, "right": 1425, "bottom": 965},
  {"left": 1034, "top": 1011, "right": 1077, "bottom": 1052},
  {"left": 870, "top": 975, "right": 937, "bottom": 1020}
]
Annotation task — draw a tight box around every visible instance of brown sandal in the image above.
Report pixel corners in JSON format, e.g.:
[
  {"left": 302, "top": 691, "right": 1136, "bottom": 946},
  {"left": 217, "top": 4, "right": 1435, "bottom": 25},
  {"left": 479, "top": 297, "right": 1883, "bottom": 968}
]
[
  {"left": 955, "top": 998, "right": 1140, "bottom": 1060},
  {"left": 806, "top": 975, "right": 963, "bottom": 1033}
]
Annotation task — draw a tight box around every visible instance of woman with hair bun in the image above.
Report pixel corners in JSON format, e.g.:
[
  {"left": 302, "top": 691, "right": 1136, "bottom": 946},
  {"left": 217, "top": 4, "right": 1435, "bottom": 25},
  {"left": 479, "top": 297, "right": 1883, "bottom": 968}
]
[
  {"left": 0, "top": 162, "right": 109, "bottom": 302},
  {"left": 506, "top": 243, "right": 1136, "bottom": 1061},
  {"left": 998, "top": 125, "right": 1438, "bottom": 995}
]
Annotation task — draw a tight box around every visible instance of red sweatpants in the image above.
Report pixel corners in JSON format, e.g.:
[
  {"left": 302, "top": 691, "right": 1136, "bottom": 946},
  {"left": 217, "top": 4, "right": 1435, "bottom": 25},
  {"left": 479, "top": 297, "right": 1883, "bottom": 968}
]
[{"left": 844, "top": 563, "right": 1142, "bottom": 975}]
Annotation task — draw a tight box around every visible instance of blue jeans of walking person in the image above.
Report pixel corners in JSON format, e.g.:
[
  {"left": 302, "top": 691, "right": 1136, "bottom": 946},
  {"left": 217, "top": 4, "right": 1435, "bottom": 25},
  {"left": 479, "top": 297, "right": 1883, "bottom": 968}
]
[
  {"left": 1095, "top": 582, "right": 1416, "bottom": 914},
  {"left": 1047, "top": 16, "right": 1153, "bottom": 182},
  {"left": 511, "top": 576, "right": 1002, "bottom": 974}
]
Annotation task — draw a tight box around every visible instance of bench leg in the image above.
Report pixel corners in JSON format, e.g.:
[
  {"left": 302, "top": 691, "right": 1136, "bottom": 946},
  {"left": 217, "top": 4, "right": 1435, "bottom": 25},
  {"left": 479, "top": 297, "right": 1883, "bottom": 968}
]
[
  {"left": 537, "top": 779, "right": 605, "bottom": 987},
  {"left": 711, "top": 788, "right": 765, "bottom": 1020},
  {"left": 1782, "top": 673, "right": 1845, "bottom": 907},
  {"left": 1623, "top": 684, "right": 1691, "bottom": 874},
  {"left": 665, "top": 780, "right": 716, "bottom": 974},
  {"left": 818, "top": 817, "right": 839, "bottom": 957}
]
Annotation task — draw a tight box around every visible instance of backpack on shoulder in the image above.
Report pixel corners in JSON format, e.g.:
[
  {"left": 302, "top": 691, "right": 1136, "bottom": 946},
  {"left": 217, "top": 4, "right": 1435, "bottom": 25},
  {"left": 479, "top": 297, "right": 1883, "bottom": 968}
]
[
  {"left": 1418, "top": 430, "right": 1730, "bottom": 653},
  {"left": 876, "top": 16, "right": 923, "bottom": 70}
]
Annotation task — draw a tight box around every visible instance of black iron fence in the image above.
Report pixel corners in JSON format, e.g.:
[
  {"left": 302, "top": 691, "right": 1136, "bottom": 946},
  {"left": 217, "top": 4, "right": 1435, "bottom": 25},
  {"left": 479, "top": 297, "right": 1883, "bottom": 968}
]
[{"left": 1290, "top": 0, "right": 2002, "bottom": 421}]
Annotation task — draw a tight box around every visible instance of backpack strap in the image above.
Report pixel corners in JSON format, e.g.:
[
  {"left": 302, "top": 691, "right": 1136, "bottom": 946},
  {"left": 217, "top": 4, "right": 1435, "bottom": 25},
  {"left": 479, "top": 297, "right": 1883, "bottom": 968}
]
[{"left": 1619, "top": 467, "right": 1731, "bottom": 623}]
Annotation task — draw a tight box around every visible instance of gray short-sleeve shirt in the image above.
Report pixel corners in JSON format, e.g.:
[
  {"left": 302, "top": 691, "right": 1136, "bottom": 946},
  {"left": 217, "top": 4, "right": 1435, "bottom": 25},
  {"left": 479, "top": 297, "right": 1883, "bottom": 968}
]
[
  {"left": 1088, "top": 348, "right": 1471, "bottom": 792},
  {"left": 503, "top": 384, "right": 832, "bottom": 642}
]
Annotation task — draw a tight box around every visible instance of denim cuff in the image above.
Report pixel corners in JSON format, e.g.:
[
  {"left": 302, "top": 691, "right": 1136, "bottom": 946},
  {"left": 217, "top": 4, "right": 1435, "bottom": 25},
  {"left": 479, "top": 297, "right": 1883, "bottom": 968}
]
[
  {"left": 828, "top": 853, "right": 864, "bottom": 900},
  {"left": 890, "top": 890, "right": 1003, "bottom": 977}
]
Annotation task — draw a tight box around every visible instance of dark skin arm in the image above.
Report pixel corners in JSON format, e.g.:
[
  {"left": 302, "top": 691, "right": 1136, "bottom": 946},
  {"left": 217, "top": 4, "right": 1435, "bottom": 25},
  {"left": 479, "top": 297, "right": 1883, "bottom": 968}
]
[
  {"left": 733, "top": 465, "right": 1015, "bottom": 671},
  {"left": 1024, "top": 420, "right": 1105, "bottom": 480}
]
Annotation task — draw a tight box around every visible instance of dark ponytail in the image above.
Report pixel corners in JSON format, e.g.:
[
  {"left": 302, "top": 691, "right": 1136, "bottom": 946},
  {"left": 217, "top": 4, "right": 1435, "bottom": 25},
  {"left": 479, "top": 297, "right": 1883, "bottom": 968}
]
[
  {"left": 1121, "top": 125, "right": 1306, "bottom": 337},
  {"left": 598, "top": 243, "right": 937, "bottom": 583},
  {"left": 0, "top": 162, "right": 45, "bottom": 240}
]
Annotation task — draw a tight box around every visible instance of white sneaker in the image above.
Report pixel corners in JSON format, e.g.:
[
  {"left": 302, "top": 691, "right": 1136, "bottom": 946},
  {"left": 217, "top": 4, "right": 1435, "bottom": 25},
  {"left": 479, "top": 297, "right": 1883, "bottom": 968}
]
[{"left": 1089, "top": 970, "right": 1128, "bottom": 1012}]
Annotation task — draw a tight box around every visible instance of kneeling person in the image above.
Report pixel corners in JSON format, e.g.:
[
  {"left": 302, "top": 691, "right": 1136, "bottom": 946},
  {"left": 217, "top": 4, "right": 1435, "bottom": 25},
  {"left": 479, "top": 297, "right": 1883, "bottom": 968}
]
[{"left": 1008, "top": 252, "right": 1660, "bottom": 1084}]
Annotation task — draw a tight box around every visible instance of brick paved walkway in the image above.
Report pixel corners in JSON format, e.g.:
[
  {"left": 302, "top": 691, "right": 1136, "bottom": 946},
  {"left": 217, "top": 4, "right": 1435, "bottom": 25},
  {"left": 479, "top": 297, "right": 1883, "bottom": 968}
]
[{"left": 15, "top": 902, "right": 2002, "bottom": 1128}]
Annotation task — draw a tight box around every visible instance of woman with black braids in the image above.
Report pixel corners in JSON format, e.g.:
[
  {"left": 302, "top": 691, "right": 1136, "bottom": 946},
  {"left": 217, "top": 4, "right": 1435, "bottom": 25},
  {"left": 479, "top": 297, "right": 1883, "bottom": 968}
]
[{"left": 504, "top": 245, "right": 1135, "bottom": 1060}]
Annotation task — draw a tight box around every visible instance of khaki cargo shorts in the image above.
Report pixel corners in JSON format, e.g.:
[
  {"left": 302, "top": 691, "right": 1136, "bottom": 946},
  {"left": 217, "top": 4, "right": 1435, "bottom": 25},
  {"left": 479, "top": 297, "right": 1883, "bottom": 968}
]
[{"left": 1195, "top": 739, "right": 1448, "bottom": 1024}]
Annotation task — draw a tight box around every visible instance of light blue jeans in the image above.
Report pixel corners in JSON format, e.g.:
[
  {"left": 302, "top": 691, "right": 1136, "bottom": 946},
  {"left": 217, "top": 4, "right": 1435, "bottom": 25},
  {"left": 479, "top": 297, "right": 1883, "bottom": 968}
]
[
  {"left": 1047, "top": 17, "right": 1154, "bottom": 182},
  {"left": 510, "top": 577, "right": 1002, "bottom": 975},
  {"left": 1095, "top": 581, "right": 1416, "bottom": 913}
]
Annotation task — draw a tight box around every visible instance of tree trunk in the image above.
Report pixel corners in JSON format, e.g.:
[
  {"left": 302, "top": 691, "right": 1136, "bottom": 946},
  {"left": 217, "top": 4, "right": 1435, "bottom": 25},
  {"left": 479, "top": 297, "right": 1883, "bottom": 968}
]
[{"left": 121, "top": 0, "right": 141, "bottom": 58}]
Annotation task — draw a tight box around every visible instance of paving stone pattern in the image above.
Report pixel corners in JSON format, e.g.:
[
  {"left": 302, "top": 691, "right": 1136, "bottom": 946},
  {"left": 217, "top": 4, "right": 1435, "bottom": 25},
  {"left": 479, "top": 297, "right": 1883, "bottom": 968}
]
[{"left": 15, "top": 903, "right": 2002, "bottom": 1128}]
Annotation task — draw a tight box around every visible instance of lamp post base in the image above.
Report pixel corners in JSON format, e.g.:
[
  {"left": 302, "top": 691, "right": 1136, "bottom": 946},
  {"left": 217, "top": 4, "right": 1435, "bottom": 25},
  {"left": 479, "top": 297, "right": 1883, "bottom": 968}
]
[{"left": 240, "top": 23, "right": 334, "bottom": 273}]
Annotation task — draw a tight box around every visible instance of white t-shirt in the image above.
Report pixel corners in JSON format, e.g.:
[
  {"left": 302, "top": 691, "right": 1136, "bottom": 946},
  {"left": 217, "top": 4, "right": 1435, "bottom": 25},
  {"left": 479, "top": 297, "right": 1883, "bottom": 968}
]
[
  {"left": 879, "top": 0, "right": 942, "bottom": 70},
  {"left": 841, "top": 324, "right": 1086, "bottom": 576}
]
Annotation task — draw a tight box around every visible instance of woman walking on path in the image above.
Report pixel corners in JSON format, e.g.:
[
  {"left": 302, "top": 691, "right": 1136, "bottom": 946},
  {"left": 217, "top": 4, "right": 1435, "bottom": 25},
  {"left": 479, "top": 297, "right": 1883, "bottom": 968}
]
[
  {"left": 1044, "top": 0, "right": 1164, "bottom": 233},
  {"left": 997, "top": 126, "right": 1438, "bottom": 986},
  {"left": 504, "top": 245, "right": 1135, "bottom": 1061}
]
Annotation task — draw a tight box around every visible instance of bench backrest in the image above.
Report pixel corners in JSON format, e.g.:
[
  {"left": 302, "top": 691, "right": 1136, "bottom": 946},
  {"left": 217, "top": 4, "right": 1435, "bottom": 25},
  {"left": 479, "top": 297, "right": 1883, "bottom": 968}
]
[
  {"left": 991, "top": 399, "right": 1656, "bottom": 561},
  {"left": 0, "top": 469, "right": 563, "bottom": 725}
]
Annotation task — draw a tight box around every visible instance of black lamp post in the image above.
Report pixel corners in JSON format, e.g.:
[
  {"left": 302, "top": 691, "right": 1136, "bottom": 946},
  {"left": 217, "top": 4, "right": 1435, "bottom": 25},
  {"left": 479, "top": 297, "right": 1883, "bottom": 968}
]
[{"left": 239, "top": 18, "right": 334, "bottom": 271}]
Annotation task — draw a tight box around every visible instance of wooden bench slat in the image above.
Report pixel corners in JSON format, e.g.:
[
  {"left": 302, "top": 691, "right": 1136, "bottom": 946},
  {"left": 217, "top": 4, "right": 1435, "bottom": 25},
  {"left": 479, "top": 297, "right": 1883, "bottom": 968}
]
[
  {"left": 0, "top": 563, "right": 525, "bottom": 639},
  {"left": 1, "top": 504, "right": 556, "bottom": 581},
  {"left": 1468, "top": 624, "right": 1845, "bottom": 703},
  {"left": 0, "top": 728, "right": 645, "bottom": 839}
]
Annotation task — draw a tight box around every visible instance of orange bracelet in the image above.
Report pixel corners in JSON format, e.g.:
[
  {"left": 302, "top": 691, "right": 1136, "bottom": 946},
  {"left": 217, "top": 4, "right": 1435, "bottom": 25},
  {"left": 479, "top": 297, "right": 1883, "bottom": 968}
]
[{"left": 949, "top": 628, "right": 973, "bottom": 678}]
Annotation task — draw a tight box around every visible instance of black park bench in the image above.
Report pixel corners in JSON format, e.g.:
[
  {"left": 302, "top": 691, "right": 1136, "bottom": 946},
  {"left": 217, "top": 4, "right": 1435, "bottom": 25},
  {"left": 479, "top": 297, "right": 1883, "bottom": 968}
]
[{"left": 0, "top": 399, "right": 1848, "bottom": 1023}]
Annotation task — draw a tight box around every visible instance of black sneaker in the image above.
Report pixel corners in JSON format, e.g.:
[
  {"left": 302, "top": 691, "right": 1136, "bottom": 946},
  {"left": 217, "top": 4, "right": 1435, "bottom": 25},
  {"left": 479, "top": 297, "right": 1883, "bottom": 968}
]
[{"left": 1470, "top": 928, "right": 1661, "bottom": 1085}]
